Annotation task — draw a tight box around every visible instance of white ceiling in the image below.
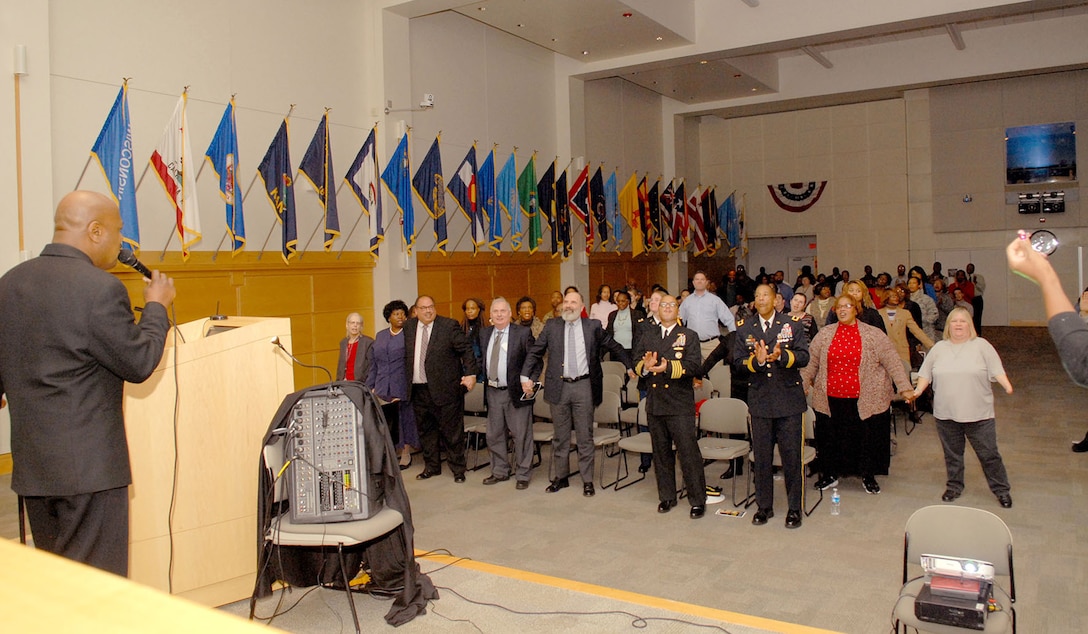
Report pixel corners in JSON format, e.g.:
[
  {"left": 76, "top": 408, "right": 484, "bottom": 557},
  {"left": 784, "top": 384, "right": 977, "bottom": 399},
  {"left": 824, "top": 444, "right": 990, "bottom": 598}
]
[{"left": 449, "top": 0, "right": 1088, "bottom": 106}]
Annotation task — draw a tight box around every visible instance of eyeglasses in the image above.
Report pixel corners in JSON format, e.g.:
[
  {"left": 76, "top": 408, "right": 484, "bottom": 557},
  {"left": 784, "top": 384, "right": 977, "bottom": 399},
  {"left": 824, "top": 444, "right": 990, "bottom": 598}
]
[{"left": 659, "top": 302, "right": 678, "bottom": 308}]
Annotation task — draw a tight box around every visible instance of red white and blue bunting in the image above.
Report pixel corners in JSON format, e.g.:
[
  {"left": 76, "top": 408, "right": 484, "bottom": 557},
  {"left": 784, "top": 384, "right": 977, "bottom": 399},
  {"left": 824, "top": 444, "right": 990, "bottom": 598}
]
[{"left": 767, "top": 181, "right": 827, "bottom": 213}]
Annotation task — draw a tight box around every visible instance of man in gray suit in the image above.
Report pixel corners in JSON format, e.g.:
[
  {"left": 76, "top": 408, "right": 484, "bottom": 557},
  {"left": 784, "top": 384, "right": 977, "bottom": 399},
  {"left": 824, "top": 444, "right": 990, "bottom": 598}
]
[
  {"left": 479, "top": 297, "right": 535, "bottom": 489},
  {"left": 521, "top": 289, "right": 631, "bottom": 497},
  {"left": 0, "top": 191, "right": 175, "bottom": 575}
]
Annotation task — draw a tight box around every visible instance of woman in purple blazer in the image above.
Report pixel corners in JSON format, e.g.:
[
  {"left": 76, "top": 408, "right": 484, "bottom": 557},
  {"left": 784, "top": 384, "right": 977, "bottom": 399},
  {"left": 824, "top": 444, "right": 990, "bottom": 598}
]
[{"left": 366, "top": 300, "right": 418, "bottom": 469}]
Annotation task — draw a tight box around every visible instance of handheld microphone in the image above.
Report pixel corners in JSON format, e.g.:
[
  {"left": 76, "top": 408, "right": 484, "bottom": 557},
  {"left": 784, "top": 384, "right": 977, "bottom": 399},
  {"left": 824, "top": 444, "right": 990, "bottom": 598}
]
[
  {"left": 117, "top": 249, "right": 153, "bottom": 278},
  {"left": 270, "top": 336, "right": 334, "bottom": 383}
]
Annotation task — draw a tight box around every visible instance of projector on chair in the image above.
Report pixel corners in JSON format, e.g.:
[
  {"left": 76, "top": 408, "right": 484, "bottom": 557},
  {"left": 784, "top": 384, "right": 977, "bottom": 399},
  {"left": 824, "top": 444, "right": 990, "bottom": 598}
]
[{"left": 920, "top": 554, "right": 995, "bottom": 582}]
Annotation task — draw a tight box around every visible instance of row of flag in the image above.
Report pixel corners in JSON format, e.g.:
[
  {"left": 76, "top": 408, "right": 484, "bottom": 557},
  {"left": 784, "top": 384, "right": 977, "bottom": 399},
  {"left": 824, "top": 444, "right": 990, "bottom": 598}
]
[{"left": 87, "top": 83, "right": 747, "bottom": 264}]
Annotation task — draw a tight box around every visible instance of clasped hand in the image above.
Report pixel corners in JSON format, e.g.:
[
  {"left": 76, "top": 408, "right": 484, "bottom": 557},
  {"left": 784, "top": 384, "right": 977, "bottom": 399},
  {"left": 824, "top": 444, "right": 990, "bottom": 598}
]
[
  {"left": 642, "top": 350, "right": 668, "bottom": 374},
  {"left": 754, "top": 340, "right": 781, "bottom": 365}
]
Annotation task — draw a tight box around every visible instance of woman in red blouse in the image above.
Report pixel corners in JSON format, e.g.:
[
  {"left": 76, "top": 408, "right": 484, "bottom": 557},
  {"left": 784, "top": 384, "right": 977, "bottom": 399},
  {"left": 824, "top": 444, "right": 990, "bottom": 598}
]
[{"left": 801, "top": 295, "right": 915, "bottom": 495}]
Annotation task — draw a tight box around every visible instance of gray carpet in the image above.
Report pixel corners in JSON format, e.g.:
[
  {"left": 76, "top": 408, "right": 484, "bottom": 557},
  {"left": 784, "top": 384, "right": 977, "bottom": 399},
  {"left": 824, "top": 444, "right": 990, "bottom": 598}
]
[{"left": 4, "top": 326, "right": 1088, "bottom": 633}]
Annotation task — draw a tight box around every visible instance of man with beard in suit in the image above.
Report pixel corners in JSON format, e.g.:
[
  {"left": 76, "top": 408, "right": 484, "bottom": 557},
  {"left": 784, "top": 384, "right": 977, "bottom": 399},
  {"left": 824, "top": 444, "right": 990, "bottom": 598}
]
[{"left": 522, "top": 289, "right": 631, "bottom": 497}]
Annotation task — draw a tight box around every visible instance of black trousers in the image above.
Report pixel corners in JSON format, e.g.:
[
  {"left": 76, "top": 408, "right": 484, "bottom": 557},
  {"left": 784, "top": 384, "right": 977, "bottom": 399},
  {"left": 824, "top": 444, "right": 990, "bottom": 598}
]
[
  {"left": 412, "top": 384, "right": 466, "bottom": 476},
  {"left": 647, "top": 412, "right": 707, "bottom": 507},
  {"left": 972, "top": 296, "right": 984, "bottom": 334},
  {"left": 24, "top": 486, "right": 129, "bottom": 576}
]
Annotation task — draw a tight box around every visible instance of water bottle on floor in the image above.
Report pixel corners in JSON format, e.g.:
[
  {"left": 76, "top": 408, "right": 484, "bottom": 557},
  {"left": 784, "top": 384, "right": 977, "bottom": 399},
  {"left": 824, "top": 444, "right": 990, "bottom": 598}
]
[{"left": 831, "top": 487, "right": 841, "bottom": 515}]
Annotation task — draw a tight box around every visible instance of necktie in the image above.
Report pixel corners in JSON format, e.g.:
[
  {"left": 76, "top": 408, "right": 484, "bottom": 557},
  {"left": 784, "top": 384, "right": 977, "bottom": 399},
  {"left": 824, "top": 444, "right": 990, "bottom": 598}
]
[
  {"left": 489, "top": 330, "right": 503, "bottom": 381},
  {"left": 419, "top": 324, "right": 430, "bottom": 382},
  {"left": 565, "top": 322, "right": 578, "bottom": 378},
  {"left": 763, "top": 319, "right": 771, "bottom": 332}
]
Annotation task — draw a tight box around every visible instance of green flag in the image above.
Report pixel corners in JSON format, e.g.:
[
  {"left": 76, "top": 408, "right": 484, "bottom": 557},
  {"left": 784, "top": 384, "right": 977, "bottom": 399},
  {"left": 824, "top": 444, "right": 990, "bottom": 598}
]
[{"left": 517, "top": 154, "right": 538, "bottom": 253}]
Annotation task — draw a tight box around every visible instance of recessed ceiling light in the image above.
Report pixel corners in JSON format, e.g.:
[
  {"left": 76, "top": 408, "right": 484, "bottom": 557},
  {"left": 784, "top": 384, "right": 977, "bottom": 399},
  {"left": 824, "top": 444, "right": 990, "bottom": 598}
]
[
  {"left": 551, "top": 38, "right": 557, "bottom": 42},
  {"left": 622, "top": 12, "right": 632, "bottom": 18},
  {"left": 700, "top": 60, "right": 708, "bottom": 65},
  {"left": 516, "top": 23, "right": 523, "bottom": 28},
  {"left": 656, "top": 36, "right": 663, "bottom": 41},
  {"left": 477, "top": 6, "right": 485, "bottom": 10},
  {"left": 582, "top": 50, "right": 589, "bottom": 56},
  {"left": 751, "top": 87, "right": 758, "bottom": 92}
]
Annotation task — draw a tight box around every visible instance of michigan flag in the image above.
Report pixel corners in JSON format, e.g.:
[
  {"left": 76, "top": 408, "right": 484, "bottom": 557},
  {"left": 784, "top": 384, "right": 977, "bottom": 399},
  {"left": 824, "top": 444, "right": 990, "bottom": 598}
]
[
  {"left": 90, "top": 82, "right": 140, "bottom": 252},
  {"left": 344, "top": 127, "right": 383, "bottom": 258},
  {"left": 256, "top": 119, "right": 297, "bottom": 263},
  {"left": 478, "top": 148, "right": 499, "bottom": 253},
  {"left": 204, "top": 99, "right": 245, "bottom": 254},
  {"left": 298, "top": 113, "right": 340, "bottom": 251},
  {"left": 149, "top": 93, "right": 202, "bottom": 261},
  {"left": 381, "top": 133, "right": 414, "bottom": 255}
]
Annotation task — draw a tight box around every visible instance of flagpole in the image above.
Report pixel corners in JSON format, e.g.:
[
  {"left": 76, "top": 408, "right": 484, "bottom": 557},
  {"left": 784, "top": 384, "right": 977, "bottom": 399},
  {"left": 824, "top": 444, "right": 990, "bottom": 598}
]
[
  {"left": 300, "top": 181, "right": 343, "bottom": 256},
  {"left": 256, "top": 104, "right": 296, "bottom": 261},
  {"left": 13, "top": 45, "right": 27, "bottom": 255}
]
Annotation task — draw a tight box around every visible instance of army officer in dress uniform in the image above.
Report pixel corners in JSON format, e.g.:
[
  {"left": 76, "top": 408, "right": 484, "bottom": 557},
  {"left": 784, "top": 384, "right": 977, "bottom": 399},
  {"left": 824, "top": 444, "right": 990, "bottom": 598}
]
[
  {"left": 635, "top": 295, "right": 707, "bottom": 518},
  {"left": 732, "top": 284, "right": 810, "bottom": 529}
]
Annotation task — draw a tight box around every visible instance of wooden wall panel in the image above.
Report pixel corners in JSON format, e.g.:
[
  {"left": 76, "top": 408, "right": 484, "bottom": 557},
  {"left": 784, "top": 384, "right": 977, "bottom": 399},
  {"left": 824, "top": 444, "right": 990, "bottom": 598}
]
[
  {"left": 115, "top": 252, "right": 374, "bottom": 391},
  {"left": 589, "top": 252, "right": 669, "bottom": 296},
  {"left": 418, "top": 252, "right": 561, "bottom": 322}
]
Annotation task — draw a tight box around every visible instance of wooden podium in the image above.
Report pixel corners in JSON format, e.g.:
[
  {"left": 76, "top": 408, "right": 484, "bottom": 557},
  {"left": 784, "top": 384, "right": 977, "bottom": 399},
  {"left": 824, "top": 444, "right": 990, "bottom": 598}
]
[{"left": 122, "top": 316, "right": 295, "bottom": 606}]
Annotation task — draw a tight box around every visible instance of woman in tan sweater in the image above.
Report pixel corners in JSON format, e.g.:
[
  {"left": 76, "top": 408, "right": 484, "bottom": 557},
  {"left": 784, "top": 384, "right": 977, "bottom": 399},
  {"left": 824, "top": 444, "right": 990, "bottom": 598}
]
[{"left": 802, "top": 294, "right": 915, "bottom": 495}]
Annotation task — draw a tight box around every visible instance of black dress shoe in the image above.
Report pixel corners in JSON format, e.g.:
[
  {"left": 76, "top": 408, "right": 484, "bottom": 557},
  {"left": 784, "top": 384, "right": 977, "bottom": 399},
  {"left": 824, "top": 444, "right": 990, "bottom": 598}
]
[
  {"left": 941, "top": 489, "right": 961, "bottom": 502},
  {"left": 689, "top": 505, "right": 705, "bottom": 519},
  {"left": 545, "top": 478, "right": 569, "bottom": 493},
  {"left": 719, "top": 465, "right": 734, "bottom": 480},
  {"left": 785, "top": 509, "right": 802, "bottom": 529},
  {"left": 416, "top": 470, "right": 440, "bottom": 480},
  {"left": 1073, "top": 432, "right": 1088, "bottom": 453},
  {"left": 454, "top": 474, "right": 466, "bottom": 483},
  {"left": 751, "top": 508, "right": 774, "bottom": 525},
  {"left": 583, "top": 483, "right": 595, "bottom": 497},
  {"left": 515, "top": 480, "right": 529, "bottom": 490},
  {"left": 638, "top": 464, "right": 651, "bottom": 474},
  {"left": 399, "top": 455, "right": 413, "bottom": 471},
  {"left": 997, "top": 494, "right": 1013, "bottom": 508},
  {"left": 657, "top": 500, "right": 677, "bottom": 513},
  {"left": 482, "top": 475, "right": 510, "bottom": 485}
]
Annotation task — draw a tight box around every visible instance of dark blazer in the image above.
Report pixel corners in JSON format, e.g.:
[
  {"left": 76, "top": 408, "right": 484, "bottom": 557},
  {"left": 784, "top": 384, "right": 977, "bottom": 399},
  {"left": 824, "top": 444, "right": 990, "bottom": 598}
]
[
  {"left": 0, "top": 243, "right": 170, "bottom": 497},
  {"left": 731, "top": 311, "right": 810, "bottom": 419},
  {"left": 403, "top": 315, "right": 477, "bottom": 407},
  {"left": 479, "top": 323, "right": 534, "bottom": 409},
  {"left": 634, "top": 324, "right": 702, "bottom": 416},
  {"left": 521, "top": 316, "right": 632, "bottom": 407},
  {"left": 336, "top": 334, "right": 374, "bottom": 382}
]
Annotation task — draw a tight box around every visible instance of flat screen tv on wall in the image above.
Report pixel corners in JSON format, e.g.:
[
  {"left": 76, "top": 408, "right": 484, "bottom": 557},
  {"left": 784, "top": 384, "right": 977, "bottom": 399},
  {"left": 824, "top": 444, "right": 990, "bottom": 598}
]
[{"left": 1005, "top": 122, "right": 1077, "bottom": 186}]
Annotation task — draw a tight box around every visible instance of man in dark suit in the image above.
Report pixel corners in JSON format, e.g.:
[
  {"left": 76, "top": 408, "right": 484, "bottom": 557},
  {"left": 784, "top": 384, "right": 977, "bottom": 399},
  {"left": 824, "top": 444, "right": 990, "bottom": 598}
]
[
  {"left": 732, "top": 283, "right": 810, "bottom": 529},
  {"left": 479, "top": 297, "right": 536, "bottom": 489},
  {"left": 635, "top": 295, "right": 707, "bottom": 518},
  {"left": 404, "top": 295, "right": 478, "bottom": 482},
  {"left": 0, "top": 191, "right": 175, "bottom": 575},
  {"left": 335, "top": 312, "right": 374, "bottom": 382},
  {"left": 521, "top": 290, "right": 632, "bottom": 496}
]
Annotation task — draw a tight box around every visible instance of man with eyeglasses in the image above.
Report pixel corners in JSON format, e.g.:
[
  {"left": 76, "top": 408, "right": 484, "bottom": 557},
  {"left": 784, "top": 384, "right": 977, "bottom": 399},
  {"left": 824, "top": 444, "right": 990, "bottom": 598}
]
[
  {"left": 405, "top": 295, "right": 478, "bottom": 483},
  {"left": 635, "top": 295, "right": 707, "bottom": 518},
  {"left": 679, "top": 271, "right": 736, "bottom": 363}
]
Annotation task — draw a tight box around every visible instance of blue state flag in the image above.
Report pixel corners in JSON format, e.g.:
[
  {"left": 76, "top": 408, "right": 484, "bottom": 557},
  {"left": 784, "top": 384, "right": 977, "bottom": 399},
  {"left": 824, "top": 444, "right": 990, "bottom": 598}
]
[
  {"left": 495, "top": 152, "right": 518, "bottom": 252},
  {"left": 90, "top": 83, "right": 140, "bottom": 251},
  {"left": 203, "top": 99, "right": 245, "bottom": 254},
  {"left": 605, "top": 170, "right": 620, "bottom": 251},
  {"left": 344, "top": 127, "right": 383, "bottom": 257},
  {"left": 256, "top": 119, "right": 297, "bottom": 263},
  {"left": 298, "top": 113, "right": 340, "bottom": 251},
  {"left": 722, "top": 190, "right": 741, "bottom": 254},
  {"left": 381, "top": 133, "right": 414, "bottom": 255},
  {"left": 478, "top": 149, "right": 499, "bottom": 253},
  {"left": 412, "top": 136, "right": 447, "bottom": 254}
]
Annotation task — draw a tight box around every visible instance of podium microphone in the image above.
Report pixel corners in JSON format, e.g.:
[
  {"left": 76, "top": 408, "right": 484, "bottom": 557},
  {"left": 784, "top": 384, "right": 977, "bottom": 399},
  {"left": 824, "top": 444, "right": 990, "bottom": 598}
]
[
  {"left": 270, "top": 336, "right": 333, "bottom": 383},
  {"left": 117, "top": 249, "right": 153, "bottom": 278}
]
